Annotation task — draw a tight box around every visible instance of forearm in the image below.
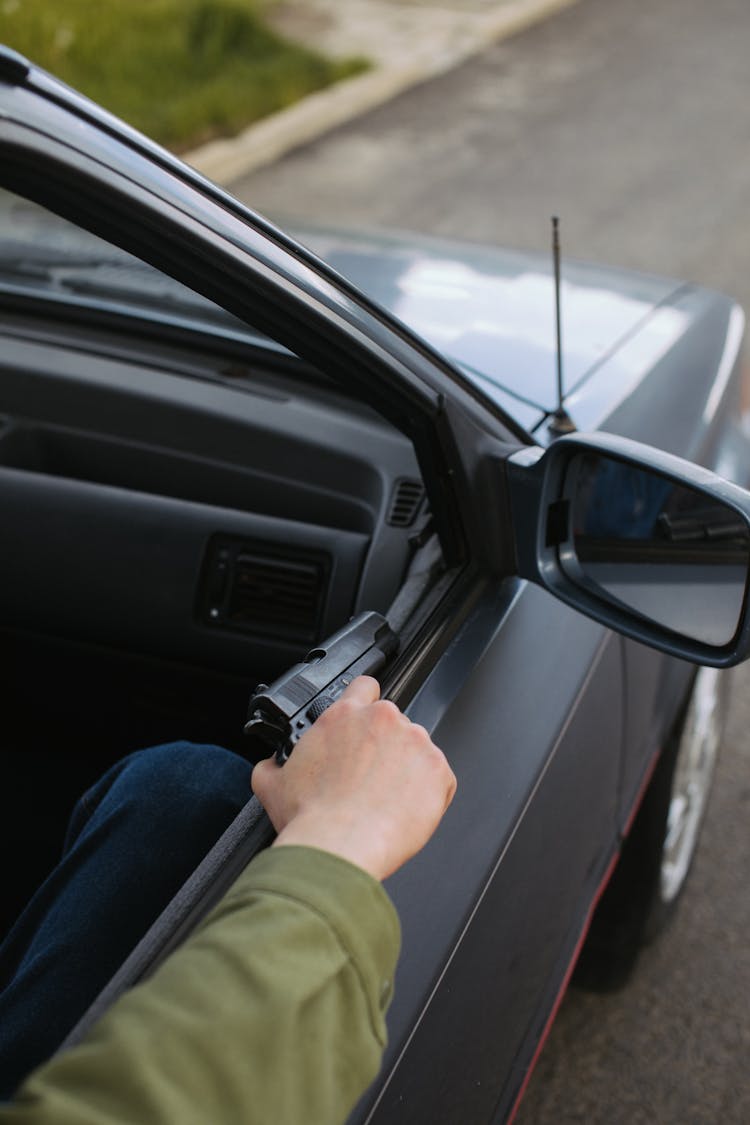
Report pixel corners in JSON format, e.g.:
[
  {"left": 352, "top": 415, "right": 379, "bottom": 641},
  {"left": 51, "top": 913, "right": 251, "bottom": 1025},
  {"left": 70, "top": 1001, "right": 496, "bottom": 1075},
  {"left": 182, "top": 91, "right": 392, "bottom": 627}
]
[{"left": 1, "top": 847, "right": 400, "bottom": 1125}]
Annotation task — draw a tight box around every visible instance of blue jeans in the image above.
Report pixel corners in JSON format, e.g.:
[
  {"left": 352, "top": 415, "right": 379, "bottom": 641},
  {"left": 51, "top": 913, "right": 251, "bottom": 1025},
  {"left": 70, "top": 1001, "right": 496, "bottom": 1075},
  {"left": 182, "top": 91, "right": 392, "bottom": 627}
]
[{"left": 0, "top": 741, "right": 251, "bottom": 1100}]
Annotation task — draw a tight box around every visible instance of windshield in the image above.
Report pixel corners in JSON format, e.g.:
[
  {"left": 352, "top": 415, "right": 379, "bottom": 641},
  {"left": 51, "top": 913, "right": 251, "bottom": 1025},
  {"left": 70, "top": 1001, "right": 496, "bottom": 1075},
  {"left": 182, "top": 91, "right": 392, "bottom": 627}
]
[{"left": 0, "top": 187, "right": 270, "bottom": 341}]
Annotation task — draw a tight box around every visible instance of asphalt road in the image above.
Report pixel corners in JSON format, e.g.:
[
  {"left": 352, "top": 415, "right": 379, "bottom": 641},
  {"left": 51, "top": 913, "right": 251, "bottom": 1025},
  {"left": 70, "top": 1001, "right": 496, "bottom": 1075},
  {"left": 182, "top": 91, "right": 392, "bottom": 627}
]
[{"left": 231, "top": 1, "right": 750, "bottom": 1120}]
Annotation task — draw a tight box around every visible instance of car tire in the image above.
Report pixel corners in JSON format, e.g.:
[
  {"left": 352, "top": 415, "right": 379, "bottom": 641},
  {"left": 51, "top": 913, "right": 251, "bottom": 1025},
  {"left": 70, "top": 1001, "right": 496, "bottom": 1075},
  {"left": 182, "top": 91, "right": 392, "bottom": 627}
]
[{"left": 573, "top": 665, "right": 727, "bottom": 992}]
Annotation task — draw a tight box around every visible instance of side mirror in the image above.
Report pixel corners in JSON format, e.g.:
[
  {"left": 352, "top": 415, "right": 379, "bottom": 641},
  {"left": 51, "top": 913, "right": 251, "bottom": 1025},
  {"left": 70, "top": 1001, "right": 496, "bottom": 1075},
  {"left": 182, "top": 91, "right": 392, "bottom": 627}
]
[{"left": 507, "top": 432, "right": 750, "bottom": 666}]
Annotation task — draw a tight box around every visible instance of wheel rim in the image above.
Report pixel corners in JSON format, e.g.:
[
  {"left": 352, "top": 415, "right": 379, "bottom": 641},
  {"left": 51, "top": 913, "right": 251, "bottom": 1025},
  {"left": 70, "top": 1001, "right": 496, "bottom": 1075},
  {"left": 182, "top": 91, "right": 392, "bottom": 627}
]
[{"left": 660, "top": 667, "right": 724, "bottom": 904}]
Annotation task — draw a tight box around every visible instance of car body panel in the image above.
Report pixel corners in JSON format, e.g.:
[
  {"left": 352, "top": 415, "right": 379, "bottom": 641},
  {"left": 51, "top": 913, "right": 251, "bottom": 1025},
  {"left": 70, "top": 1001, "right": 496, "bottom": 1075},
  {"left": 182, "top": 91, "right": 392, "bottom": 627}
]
[
  {"left": 359, "top": 585, "right": 621, "bottom": 1122},
  {"left": 296, "top": 226, "right": 685, "bottom": 418}
]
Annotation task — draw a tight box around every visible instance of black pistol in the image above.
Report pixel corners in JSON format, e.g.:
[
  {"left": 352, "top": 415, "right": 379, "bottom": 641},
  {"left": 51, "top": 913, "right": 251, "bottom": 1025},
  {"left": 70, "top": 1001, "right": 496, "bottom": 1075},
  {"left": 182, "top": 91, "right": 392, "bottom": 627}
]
[{"left": 244, "top": 611, "right": 399, "bottom": 764}]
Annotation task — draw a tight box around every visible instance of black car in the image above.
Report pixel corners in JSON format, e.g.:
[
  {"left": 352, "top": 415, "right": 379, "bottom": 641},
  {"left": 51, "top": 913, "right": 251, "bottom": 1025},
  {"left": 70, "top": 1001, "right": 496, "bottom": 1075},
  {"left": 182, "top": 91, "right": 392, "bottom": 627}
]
[{"left": 1, "top": 46, "right": 749, "bottom": 1122}]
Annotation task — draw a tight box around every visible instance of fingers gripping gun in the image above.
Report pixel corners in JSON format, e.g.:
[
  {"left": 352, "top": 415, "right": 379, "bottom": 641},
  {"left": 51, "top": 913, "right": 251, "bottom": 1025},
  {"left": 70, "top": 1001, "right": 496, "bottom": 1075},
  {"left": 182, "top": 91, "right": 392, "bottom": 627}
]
[
  {"left": 244, "top": 611, "right": 399, "bottom": 764},
  {"left": 60, "top": 611, "right": 398, "bottom": 1051}
]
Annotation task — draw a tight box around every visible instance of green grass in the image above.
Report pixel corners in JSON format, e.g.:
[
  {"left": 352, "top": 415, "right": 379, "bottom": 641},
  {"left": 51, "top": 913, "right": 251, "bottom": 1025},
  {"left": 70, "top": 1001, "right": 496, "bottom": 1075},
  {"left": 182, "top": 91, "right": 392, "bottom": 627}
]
[{"left": 0, "top": 0, "right": 368, "bottom": 149}]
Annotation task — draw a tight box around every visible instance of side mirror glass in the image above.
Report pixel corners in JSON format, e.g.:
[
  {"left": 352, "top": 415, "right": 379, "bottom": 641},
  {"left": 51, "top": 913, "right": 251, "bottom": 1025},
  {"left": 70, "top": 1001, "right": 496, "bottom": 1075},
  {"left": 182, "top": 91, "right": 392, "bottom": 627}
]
[{"left": 563, "top": 452, "right": 750, "bottom": 648}]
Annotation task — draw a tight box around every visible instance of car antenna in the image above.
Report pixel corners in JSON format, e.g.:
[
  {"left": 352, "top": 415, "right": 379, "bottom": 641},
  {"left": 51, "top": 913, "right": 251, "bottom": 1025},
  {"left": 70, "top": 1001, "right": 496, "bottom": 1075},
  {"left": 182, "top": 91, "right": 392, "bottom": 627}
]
[{"left": 547, "top": 215, "right": 576, "bottom": 436}]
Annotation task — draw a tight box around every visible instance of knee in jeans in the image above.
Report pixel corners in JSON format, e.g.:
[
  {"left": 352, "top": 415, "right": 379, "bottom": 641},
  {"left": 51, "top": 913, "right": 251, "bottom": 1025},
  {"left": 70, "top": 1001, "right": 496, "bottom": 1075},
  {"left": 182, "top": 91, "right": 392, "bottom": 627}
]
[{"left": 115, "top": 742, "right": 251, "bottom": 828}]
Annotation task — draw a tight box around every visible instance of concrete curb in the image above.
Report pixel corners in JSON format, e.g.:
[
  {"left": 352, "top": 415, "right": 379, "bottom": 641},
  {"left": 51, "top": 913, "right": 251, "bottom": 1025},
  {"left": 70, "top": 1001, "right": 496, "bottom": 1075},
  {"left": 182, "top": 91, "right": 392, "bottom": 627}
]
[{"left": 185, "top": 0, "right": 579, "bottom": 186}]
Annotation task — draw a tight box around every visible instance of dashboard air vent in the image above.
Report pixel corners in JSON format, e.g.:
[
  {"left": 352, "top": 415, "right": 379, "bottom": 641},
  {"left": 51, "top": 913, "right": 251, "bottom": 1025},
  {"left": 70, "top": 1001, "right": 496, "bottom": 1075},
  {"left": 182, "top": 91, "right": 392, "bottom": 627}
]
[
  {"left": 201, "top": 538, "right": 329, "bottom": 642},
  {"left": 387, "top": 479, "right": 424, "bottom": 527}
]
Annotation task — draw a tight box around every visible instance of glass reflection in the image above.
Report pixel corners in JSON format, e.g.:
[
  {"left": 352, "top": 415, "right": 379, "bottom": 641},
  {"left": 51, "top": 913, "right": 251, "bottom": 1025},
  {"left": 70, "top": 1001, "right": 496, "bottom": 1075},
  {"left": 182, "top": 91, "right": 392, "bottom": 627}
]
[{"left": 566, "top": 453, "right": 750, "bottom": 647}]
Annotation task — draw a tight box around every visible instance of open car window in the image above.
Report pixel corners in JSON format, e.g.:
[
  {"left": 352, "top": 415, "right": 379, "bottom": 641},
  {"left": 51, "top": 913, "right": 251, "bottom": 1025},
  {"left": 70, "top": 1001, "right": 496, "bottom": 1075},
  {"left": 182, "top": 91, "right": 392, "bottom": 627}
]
[{"left": 0, "top": 175, "right": 435, "bottom": 666}]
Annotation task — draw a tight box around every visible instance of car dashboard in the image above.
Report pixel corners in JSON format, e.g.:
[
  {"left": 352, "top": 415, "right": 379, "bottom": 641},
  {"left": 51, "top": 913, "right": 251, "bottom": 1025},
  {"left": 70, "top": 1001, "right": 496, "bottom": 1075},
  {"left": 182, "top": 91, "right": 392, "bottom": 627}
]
[{"left": 0, "top": 313, "right": 425, "bottom": 665}]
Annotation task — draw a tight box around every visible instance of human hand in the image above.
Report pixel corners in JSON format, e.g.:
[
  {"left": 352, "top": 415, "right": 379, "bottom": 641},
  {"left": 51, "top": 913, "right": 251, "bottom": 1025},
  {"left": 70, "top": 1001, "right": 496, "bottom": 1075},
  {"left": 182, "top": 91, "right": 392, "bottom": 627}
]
[{"left": 251, "top": 676, "right": 456, "bottom": 881}]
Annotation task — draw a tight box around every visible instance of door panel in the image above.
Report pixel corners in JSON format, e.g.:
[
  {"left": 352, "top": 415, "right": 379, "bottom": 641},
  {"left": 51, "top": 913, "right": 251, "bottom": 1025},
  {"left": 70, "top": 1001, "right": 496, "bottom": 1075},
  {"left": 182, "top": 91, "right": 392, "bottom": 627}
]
[
  {"left": 354, "top": 580, "right": 623, "bottom": 1124},
  {"left": 618, "top": 638, "right": 694, "bottom": 829}
]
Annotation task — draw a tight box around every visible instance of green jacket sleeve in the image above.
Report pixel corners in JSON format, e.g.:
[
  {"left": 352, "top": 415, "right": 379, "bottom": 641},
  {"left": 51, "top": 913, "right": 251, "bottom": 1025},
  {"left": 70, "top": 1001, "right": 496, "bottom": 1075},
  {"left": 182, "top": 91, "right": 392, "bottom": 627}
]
[{"left": 1, "top": 846, "right": 401, "bottom": 1125}]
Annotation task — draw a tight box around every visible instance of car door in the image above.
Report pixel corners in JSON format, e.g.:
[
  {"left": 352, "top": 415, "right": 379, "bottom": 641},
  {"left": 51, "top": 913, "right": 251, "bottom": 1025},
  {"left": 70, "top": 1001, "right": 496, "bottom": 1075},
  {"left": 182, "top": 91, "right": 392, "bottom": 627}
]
[{"left": 362, "top": 586, "right": 623, "bottom": 1124}]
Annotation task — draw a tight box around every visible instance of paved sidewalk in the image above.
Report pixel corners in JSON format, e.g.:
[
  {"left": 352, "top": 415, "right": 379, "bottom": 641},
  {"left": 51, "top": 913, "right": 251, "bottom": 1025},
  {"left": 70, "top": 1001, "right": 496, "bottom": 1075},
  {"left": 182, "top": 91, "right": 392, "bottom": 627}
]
[{"left": 185, "top": 0, "right": 578, "bottom": 185}]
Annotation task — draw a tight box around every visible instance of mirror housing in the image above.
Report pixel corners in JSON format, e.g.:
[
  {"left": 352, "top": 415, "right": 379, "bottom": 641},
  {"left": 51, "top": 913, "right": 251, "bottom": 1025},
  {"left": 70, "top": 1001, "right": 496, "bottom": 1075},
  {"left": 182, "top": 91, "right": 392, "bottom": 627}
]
[{"left": 507, "top": 432, "right": 750, "bottom": 667}]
